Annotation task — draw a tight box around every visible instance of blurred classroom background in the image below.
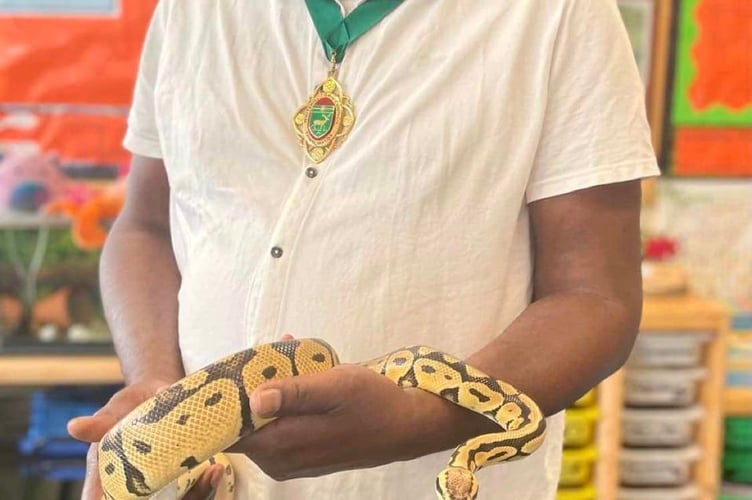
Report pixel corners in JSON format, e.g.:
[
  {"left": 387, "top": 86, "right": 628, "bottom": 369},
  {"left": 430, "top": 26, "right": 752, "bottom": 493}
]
[{"left": 0, "top": 1, "right": 750, "bottom": 499}]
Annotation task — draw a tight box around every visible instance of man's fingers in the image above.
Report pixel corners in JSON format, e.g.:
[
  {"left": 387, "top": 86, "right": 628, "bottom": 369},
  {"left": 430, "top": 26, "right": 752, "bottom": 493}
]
[
  {"left": 68, "top": 384, "right": 166, "bottom": 443},
  {"left": 250, "top": 368, "right": 347, "bottom": 418},
  {"left": 68, "top": 412, "right": 119, "bottom": 443},
  {"left": 81, "top": 444, "right": 104, "bottom": 500},
  {"left": 182, "top": 465, "right": 225, "bottom": 500},
  {"left": 280, "top": 333, "right": 295, "bottom": 341}
]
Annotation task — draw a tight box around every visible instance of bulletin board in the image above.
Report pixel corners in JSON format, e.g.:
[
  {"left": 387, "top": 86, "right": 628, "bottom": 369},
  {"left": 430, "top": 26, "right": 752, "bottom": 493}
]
[
  {"left": 0, "top": 0, "right": 158, "bottom": 164},
  {"left": 670, "top": 0, "right": 752, "bottom": 177}
]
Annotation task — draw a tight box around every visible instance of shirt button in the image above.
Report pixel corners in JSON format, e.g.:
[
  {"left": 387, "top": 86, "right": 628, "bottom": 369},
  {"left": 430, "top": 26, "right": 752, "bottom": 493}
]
[
  {"left": 271, "top": 246, "right": 284, "bottom": 259},
  {"left": 306, "top": 167, "right": 318, "bottom": 179}
]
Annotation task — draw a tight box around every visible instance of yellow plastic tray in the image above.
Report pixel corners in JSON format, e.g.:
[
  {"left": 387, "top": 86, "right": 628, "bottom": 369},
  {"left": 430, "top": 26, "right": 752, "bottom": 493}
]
[
  {"left": 560, "top": 446, "right": 598, "bottom": 487},
  {"left": 564, "top": 406, "right": 600, "bottom": 448},
  {"left": 557, "top": 485, "right": 597, "bottom": 500},
  {"left": 573, "top": 388, "right": 597, "bottom": 408}
]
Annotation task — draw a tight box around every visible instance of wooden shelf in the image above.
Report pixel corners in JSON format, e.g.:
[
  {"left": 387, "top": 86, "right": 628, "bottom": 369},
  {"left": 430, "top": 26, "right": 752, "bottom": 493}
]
[
  {"left": 0, "top": 355, "right": 121, "bottom": 386},
  {"left": 724, "top": 388, "right": 752, "bottom": 416},
  {"left": 641, "top": 294, "right": 729, "bottom": 331},
  {"left": 0, "top": 211, "right": 69, "bottom": 230}
]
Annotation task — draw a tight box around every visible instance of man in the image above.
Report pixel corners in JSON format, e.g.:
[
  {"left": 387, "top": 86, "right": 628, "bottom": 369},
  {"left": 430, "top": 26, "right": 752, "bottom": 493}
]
[{"left": 68, "top": 0, "right": 660, "bottom": 498}]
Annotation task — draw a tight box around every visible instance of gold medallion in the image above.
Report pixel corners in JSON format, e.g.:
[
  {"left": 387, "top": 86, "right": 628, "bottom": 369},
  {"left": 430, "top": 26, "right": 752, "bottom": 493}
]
[{"left": 293, "top": 75, "right": 356, "bottom": 164}]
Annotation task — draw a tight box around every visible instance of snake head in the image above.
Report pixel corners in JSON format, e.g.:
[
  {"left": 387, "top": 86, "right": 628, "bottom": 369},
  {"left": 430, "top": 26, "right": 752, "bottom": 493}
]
[{"left": 435, "top": 467, "right": 479, "bottom": 500}]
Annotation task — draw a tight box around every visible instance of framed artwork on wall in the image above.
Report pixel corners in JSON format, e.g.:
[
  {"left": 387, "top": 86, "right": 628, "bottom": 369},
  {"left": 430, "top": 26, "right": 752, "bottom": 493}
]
[{"left": 669, "top": 0, "right": 752, "bottom": 177}]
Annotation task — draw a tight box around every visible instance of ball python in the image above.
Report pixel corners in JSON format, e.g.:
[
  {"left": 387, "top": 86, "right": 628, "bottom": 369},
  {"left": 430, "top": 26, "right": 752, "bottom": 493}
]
[{"left": 98, "top": 339, "right": 547, "bottom": 500}]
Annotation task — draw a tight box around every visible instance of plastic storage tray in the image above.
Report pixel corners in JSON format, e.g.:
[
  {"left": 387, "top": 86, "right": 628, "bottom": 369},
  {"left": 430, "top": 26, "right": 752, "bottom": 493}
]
[
  {"left": 720, "top": 482, "right": 752, "bottom": 500},
  {"left": 624, "top": 368, "right": 706, "bottom": 407},
  {"left": 564, "top": 406, "right": 600, "bottom": 448},
  {"left": 618, "top": 485, "right": 699, "bottom": 500},
  {"left": 724, "top": 449, "right": 752, "bottom": 484},
  {"left": 557, "top": 485, "right": 596, "bottom": 500},
  {"left": 725, "top": 417, "right": 752, "bottom": 450},
  {"left": 620, "top": 446, "right": 701, "bottom": 487},
  {"left": 622, "top": 406, "right": 703, "bottom": 447},
  {"left": 18, "top": 387, "right": 116, "bottom": 457},
  {"left": 560, "top": 446, "right": 598, "bottom": 488},
  {"left": 628, "top": 332, "right": 710, "bottom": 368},
  {"left": 728, "top": 334, "right": 752, "bottom": 370}
]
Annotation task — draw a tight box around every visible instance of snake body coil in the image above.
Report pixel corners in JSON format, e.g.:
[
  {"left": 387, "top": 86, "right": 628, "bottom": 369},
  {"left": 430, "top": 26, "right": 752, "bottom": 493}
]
[{"left": 98, "top": 339, "right": 546, "bottom": 500}]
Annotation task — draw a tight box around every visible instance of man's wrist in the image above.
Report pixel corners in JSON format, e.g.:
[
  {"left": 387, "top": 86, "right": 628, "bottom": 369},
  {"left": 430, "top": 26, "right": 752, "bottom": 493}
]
[{"left": 404, "top": 389, "right": 499, "bottom": 460}]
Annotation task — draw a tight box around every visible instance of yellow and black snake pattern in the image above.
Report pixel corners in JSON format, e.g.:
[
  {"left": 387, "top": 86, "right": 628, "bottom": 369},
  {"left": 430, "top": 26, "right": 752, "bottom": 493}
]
[{"left": 98, "top": 339, "right": 547, "bottom": 500}]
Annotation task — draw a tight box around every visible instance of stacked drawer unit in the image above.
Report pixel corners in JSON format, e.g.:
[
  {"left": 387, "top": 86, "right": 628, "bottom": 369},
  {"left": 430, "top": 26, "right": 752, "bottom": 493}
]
[
  {"left": 726, "top": 313, "right": 752, "bottom": 414},
  {"left": 557, "top": 388, "right": 600, "bottom": 500},
  {"left": 723, "top": 313, "right": 752, "bottom": 497},
  {"left": 618, "top": 332, "right": 710, "bottom": 500}
]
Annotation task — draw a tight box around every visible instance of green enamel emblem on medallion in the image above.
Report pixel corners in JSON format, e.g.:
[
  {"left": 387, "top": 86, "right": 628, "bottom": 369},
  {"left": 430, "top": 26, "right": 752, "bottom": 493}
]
[
  {"left": 308, "top": 97, "right": 336, "bottom": 139},
  {"left": 294, "top": 77, "right": 355, "bottom": 164}
]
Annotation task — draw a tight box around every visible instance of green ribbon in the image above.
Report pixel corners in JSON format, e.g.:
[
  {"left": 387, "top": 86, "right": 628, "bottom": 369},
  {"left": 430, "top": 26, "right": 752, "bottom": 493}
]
[{"left": 305, "top": 0, "right": 403, "bottom": 64}]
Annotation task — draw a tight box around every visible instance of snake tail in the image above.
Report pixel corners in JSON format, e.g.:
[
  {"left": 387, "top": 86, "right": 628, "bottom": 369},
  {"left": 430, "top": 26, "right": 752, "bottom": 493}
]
[{"left": 98, "top": 339, "right": 338, "bottom": 499}]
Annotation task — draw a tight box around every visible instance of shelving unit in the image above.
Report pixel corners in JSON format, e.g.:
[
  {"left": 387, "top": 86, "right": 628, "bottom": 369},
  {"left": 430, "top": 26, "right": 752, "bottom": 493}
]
[
  {"left": 628, "top": 295, "right": 728, "bottom": 500},
  {"left": 584, "top": 294, "right": 729, "bottom": 500},
  {"left": 0, "top": 212, "right": 69, "bottom": 230}
]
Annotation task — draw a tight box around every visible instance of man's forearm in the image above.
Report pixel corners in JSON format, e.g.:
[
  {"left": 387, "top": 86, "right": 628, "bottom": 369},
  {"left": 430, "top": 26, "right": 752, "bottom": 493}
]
[
  {"left": 100, "top": 220, "right": 184, "bottom": 385},
  {"left": 407, "top": 289, "right": 640, "bottom": 460},
  {"left": 467, "top": 289, "right": 640, "bottom": 416}
]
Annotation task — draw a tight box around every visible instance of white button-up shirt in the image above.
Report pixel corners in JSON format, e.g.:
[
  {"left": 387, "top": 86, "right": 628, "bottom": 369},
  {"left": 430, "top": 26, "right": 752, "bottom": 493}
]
[{"left": 124, "top": 0, "right": 659, "bottom": 498}]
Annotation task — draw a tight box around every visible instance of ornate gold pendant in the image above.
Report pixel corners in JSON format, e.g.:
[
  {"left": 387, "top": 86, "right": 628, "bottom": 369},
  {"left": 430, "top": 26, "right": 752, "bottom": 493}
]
[{"left": 293, "top": 76, "right": 355, "bottom": 164}]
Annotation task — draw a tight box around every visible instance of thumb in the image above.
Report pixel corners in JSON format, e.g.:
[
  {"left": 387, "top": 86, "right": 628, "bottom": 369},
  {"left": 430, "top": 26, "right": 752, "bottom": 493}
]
[
  {"left": 68, "top": 411, "right": 119, "bottom": 444},
  {"left": 250, "top": 370, "right": 342, "bottom": 419},
  {"left": 68, "top": 383, "right": 171, "bottom": 443}
]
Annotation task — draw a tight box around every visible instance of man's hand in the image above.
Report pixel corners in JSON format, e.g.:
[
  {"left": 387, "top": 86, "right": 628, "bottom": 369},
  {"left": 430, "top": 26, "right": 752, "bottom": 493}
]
[{"left": 230, "top": 363, "right": 497, "bottom": 481}]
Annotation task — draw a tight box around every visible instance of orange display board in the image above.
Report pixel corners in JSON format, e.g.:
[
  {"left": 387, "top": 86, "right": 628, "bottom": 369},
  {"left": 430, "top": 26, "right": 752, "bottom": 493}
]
[
  {"left": 0, "top": 0, "right": 158, "bottom": 164},
  {"left": 689, "top": 0, "right": 752, "bottom": 113},
  {"left": 674, "top": 128, "right": 752, "bottom": 177}
]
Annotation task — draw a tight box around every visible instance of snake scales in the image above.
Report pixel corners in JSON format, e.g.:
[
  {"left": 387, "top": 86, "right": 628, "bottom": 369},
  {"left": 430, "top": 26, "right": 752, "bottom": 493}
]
[{"left": 98, "top": 339, "right": 547, "bottom": 500}]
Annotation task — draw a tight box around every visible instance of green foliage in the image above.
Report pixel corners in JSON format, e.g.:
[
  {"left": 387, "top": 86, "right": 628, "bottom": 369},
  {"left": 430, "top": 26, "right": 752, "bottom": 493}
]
[{"left": 0, "top": 228, "right": 100, "bottom": 269}]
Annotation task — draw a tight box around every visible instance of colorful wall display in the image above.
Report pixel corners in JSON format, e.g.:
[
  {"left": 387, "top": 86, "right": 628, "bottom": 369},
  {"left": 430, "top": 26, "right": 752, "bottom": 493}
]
[
  {"left": 670, "top": 0, "right": 752, "bottom": 177},
  {"left": 0, "top": 0, "right": 157, "bottom": 164}
]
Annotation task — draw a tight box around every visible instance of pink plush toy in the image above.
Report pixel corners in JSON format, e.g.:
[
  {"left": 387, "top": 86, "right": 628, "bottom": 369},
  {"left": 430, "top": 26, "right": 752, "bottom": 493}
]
[{"left": 0, "top": 152, "right": 69, "bottom": 212}]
